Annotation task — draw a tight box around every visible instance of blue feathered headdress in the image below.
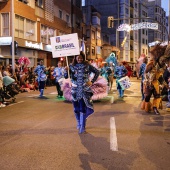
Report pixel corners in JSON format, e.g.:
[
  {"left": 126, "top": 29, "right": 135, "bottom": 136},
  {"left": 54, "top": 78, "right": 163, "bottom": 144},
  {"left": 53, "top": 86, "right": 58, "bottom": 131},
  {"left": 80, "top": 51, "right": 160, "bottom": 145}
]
[{"left": 106, "top": 52, "right": 117, "bottom": 66}]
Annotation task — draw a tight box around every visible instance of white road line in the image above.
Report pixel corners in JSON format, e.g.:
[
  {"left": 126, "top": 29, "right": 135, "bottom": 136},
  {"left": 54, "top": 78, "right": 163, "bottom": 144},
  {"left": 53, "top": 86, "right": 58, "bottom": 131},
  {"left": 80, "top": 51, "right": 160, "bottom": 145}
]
[
  {"left": 110, "top": 117, "right": 118, "bottom": 151},
  {"left": 8, "top": 101, "right": 24, "bottom": 106},
  {"left": 49, "top": 92, "right": 57, "bottom": 94}
]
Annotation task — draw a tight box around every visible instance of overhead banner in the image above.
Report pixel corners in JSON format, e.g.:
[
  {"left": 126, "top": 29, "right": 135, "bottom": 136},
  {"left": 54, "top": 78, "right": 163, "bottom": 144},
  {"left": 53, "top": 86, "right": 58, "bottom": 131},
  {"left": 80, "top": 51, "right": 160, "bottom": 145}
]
[
  {"left": 50, "top": 33, "right": 80, "bottom": 58},
  {"left": 117, "top": 22, "right": 158, "bottom": 31}
]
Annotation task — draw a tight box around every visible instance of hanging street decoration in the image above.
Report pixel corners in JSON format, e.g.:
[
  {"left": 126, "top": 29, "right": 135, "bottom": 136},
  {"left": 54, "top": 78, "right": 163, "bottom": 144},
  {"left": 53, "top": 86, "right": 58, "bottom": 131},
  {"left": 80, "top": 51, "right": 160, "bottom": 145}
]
[{"left": 117, "top": 22, "right": 158, "bottom": 32}]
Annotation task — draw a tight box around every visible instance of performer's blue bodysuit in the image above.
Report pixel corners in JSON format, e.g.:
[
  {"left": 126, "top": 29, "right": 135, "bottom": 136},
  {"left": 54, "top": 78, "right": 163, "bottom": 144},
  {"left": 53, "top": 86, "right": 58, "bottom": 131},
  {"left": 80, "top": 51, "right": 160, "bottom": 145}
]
[
  {"left": 34, "top": 63, "right": 46, "bottom": 97},
  {"left": 69, "top": 63, "right": 99, "bottom": 133},
  {"left": 114, "top": 65, "right": 128, "bottom": 98}
]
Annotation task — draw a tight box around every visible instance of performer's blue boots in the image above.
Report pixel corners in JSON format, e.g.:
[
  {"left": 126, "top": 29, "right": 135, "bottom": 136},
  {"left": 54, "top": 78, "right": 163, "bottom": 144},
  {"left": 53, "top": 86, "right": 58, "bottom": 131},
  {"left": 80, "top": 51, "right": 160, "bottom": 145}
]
[
  {"left": 39, "top": 89, "right": 44, "bottom": 97},
  {"left": 79, "top": 112, "right": 86, "bottom": 134},
  {"left": 74, "top": 112, "right": 80, "bottom": 129},
  {"left": 118, "top": 89, "right": 124, "bottom": 98}
]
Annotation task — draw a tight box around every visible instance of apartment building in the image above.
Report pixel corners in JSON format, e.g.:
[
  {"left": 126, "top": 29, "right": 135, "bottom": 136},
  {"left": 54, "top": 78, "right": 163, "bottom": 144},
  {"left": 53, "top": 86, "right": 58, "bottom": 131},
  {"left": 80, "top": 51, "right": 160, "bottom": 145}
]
[
  {"left": 82, "top": 5, "right": 102, "bottom": 60},
  {"left": 138, "top": 0, "right": 148, "bottom": 57},
  {"left": 0, "top": 0, "right": 83, "bottom": 67},
  {"left": 147, "top": 0, "right": 167, "bottom": 44}
]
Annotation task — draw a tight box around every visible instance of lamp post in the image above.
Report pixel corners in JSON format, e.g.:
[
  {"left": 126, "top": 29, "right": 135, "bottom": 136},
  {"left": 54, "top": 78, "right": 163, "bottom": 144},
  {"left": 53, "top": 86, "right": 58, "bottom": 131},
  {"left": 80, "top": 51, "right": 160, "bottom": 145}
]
[{"left": 11, "top": 0, "right": 15, "bottom": 74}]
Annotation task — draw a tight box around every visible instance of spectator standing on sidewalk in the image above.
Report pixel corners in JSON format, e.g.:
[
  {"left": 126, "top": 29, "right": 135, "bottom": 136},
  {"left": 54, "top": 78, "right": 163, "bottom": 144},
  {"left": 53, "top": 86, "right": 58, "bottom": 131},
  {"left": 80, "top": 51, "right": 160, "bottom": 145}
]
[{"left": 0, "top": 65, "right": 5, "bottom": 107}]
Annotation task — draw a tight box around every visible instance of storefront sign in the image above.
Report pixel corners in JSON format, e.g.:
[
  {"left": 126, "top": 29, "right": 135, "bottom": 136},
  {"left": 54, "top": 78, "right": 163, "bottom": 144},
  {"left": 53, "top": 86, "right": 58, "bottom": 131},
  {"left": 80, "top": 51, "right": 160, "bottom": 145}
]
[
  {"left": 0, "top": 37, "right": 12, "bottom": 45},
  {"left": 25, "top": 41, "right": 43, "bottom": 50},
  {"left": 117, "top": 22, "right": 158, "bottom": 31},
  {"left": 50, "top": 33, "right": 80, "bottom": 58}
]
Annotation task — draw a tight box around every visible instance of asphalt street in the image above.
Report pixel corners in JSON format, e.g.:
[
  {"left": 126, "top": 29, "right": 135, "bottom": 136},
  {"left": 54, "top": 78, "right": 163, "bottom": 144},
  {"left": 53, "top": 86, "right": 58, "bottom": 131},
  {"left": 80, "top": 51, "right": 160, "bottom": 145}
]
[{"left": 0, "top": 77, "right": 170, "bottom": 170}]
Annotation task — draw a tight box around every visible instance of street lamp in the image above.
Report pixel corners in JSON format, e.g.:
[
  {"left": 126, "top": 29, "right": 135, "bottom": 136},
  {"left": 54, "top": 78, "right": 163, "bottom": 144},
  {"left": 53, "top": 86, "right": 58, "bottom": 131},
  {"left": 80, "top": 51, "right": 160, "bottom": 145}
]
[{"left": 11, "top": 0, "right": 15, "bottom": 74}]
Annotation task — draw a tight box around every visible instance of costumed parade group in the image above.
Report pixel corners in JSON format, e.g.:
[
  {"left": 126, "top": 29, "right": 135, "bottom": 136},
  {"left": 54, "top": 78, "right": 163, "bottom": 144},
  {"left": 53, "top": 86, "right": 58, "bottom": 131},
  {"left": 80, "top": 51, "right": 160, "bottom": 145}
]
[
  {"left": 31, "top": 51, "right": 130, "bottom": 134},
  {"left": 2, "top": 43, "right": 170, "bottom": 134}
]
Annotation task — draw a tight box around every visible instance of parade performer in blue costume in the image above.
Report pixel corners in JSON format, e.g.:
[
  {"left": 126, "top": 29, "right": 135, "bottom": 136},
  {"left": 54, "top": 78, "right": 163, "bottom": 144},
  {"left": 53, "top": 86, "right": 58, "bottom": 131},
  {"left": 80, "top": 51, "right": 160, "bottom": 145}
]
[
  {"left": 65, "top": 51, "right": 99, "bottom": 134},
  {"left": 106, "top": 51, "right": 118, "bottom": 66},
  {"left": 114, "top": 62, "right": 128, "bottom": 98},
  {"left": 53, "top": 61, "right": 64, "bottom": 98},
  {"left": 105, "top": 52, "right": 117, "bottom": 90},
  {"left": 34, "top": 60, "right": 46, "bottom": 97}
]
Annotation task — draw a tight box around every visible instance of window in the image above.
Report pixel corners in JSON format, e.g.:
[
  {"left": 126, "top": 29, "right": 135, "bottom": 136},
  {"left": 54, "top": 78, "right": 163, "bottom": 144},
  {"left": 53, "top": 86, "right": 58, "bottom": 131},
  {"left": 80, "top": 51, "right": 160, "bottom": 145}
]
[
  {"left": 92, "top": 16, "right": 100, "bottom": 25},
  {"left": 86, "top": 30, "right": 90, "bottom": 38},
  {"left": 142, "top": 29, "right": 145, "bottom": 34},
  {"left": 120, "top": 6, "right": 124, "bottom": 14},
  {"left": 66, "top": 14, "right": 70, "bottom": 23},
  {"left": 35, "top": 0, "right": 44, "bottom": 8},
  {"left": 96, "top": 31, "right": 101, "bottom": 39},
  {"left": 92, "top": 31, "right": 95, "bottom": 39},
  {"left": 76, "top": 0, "right": 81, "bottom": 8},
  {"left": 59, "top": 10, "right": 62, "bottom": 19},
  {"left": 15, "top": 15, "right": 24, "bottom": 38},
  {"left": 125, "top": 8, "right": 129, "bottom": 15},
  {"left": 142, "top": 38, "right": 145, "bottom": 44},
  {"left": 1, "top": 13, "right": 9, "bottom": 36},
  {"left": 26, "top": 19, "right": 35, "bottom": 40},
  {"left": 82, "top": 0, "right": 85, "bottom": 6},
  {"left": 15, "top": 15, "right": 36, "bottom": 41},
  {"left": 92, "top": 46, "right": 95, "bottom": 55},
  {"left": 41, "top": 25, "right": 55, "bottom": 44}
]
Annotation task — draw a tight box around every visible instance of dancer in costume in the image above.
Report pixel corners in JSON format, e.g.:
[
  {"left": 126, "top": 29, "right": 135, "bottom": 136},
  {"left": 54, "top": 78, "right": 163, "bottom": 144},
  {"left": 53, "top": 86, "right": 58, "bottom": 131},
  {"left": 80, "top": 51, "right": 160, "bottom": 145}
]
[
  {"left": 34, "top": 60, "right": 46, "bottom": 97},
  {"left": 136, "top": 54, "right": 146, "bottom": 79},
  {"left": 141, "top": 44, "right": 170, "bottom": 115},
  {"left": 139, "top": 57, "right": 148, "bottom": 101},
  {"left": 65, "top": 51, "right": 99, "bottom": 134},
  {"left": 106, "top": 52, "right": 117, "bottom": 91},
  {"left": 62, "top": 58, "right": 108, "bottom": 102},
  {"left": 53, "top": 61, "right": 64, "bottom": 98},
  {"left": 106, "top": 51, "right": 118, "bottom": 66},
  {"left": 114, "top": 62, "right": 128, "bottom": 98}
]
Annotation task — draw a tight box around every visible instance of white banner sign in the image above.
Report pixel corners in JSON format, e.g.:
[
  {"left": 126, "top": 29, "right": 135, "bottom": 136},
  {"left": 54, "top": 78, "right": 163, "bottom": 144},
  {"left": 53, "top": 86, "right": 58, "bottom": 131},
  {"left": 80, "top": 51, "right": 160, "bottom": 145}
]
[
  {"left": 50, "top": 33, "right": 80, "bottom": 58},
  {"left": 117, "top": 22, "right": 158, "bottom": 31}
]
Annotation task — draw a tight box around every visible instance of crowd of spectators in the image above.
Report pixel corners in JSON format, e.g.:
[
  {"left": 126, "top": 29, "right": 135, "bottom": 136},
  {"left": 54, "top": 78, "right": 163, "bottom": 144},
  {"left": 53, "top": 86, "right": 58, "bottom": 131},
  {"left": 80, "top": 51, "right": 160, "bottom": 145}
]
[{"left": 1, "top": 63, "right": 57, "bottom": 93}]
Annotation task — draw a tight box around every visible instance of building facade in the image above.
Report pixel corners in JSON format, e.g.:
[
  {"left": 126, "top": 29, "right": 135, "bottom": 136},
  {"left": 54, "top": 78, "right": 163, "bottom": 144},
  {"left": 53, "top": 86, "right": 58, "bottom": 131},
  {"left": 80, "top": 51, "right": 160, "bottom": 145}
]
[
  {"left": 0, "top": 0, "right": 83, "bottom": 68},
  {"left": 147, "top": 0, "right": 167, "bottom": 43},
  {"left": 82, "top": 5, "right": 102, "bottom": 60}
]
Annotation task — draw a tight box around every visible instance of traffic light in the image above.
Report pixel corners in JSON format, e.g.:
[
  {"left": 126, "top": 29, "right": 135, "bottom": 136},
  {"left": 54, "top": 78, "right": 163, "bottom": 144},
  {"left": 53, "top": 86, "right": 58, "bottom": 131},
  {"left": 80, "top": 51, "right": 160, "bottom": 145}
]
[
  {"left": 14, "top": 41, "right": 18, "bottom": 55},
  {"left": 10, "top": 41, "right": 18, "bottom": 55},
  {"left": 108, "top": 16, "right": 114, "bottom": 28}
]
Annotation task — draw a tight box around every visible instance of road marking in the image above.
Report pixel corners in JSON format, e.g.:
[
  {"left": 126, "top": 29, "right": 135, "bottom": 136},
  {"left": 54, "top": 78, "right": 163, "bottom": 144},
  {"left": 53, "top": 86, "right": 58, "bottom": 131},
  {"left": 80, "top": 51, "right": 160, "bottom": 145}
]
[
  {"left": 27, "top": 95, "right": 39, "bottom": 97},
  {"left": 49, "top": 92, "right": 57, "bottom": 94},
  {"left": 110, "top": 117, "right": 118, "bottom": 151},
  {"left": 8, "top": 101, "right": 24, "bottom": 106}
]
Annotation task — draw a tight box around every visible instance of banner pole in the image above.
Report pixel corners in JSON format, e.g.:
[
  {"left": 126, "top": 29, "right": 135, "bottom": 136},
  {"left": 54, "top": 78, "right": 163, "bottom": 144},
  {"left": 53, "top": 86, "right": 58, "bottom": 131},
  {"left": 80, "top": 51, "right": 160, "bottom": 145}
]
[{"left": 66, "top": 56, "right": 70, "bottom": 78}]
